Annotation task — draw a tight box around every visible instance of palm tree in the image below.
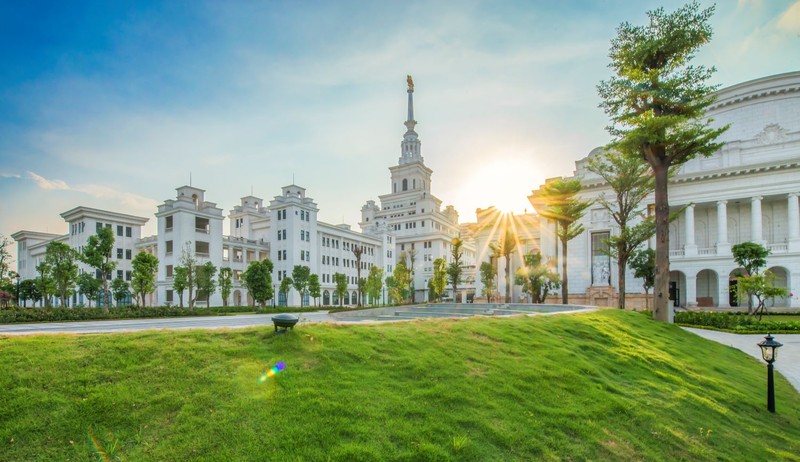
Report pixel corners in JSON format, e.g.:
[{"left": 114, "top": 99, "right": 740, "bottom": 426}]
[
  {"left": 528, "top": 177, "right": 592, "bottom": 304},
  {"left": 489, "top": 228, "right": 517, "bottom": 303}
]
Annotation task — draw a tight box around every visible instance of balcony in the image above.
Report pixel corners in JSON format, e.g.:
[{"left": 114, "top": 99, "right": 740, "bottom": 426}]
[
  {"left": 769, "top": 243, "right": 788, "bottom": 253},
  {"left": 669, "top": 249, "right": 684, "bottom": 257},
  {"left": 698, "top": 247, "right": 716, "bottom": 256}
]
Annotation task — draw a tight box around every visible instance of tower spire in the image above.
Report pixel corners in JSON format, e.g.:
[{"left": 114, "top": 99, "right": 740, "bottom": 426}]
[{"left": 399, "top": 75, "right": 423, "bottom": 165}]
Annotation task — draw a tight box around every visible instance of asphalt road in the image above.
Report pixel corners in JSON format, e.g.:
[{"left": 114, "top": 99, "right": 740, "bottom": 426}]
[{"left": 0, "top": 312, "right": 337, "bottom": 335}]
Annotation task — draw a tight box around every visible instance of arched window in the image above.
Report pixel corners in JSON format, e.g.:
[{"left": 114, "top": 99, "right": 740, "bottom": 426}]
[
  {"left": 352, "top": 291, "right": 358, "bottom": 304},
  {"left": 413, "top": 179, "right": 416, "bottom": 189},
  {"left": 402, "top": 179, "right": 408, "bottom": 191},
  {"left": 344, "top": 292, "right": 350, "bottom": 305},
  {"left": 323, "top": 290, "right": 330, "bottom": 306}
]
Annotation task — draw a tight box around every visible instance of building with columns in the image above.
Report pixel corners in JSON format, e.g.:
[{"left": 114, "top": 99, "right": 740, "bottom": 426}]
[{"left": 531, "top": 71, "right": 800, "bottom": 309}]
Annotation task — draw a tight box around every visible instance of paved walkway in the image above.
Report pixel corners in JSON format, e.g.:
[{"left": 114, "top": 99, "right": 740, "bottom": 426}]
[{"left": 683, "top": 328, "right": 800, "bottom": 392}]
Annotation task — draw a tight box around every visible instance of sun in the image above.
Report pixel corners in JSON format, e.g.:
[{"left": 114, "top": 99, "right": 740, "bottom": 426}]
[{"left": 455, "top": 154, "right": 544, "bottom": 220}]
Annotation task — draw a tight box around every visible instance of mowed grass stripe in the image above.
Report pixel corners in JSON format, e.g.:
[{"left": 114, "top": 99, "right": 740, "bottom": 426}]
[{"left": 1, "top": 310, "right": 798, "bottom": 461}]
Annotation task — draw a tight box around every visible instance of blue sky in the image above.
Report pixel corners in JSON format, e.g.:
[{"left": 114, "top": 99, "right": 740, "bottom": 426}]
[{"left": 2, "top": 0, "right": 799, "bottom": 263}]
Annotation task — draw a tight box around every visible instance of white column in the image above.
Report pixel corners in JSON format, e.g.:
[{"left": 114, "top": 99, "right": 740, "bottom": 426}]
[
  {"left": 716, "top": 200, "right": 730, "bottom": 255},
  {"left": 751, "top": 196, "right": 763, "bottom": 244},
  {"left": 717, "top": 272, "right": 730, "bottom": 308},
  {"left": 684, "top": 204, "right": 697, "bottom": 256},
  {"left": 788, "top": 193, "right": 800, "bottom": 252},
  {"left": 686, "top": 275, "right": 697, "bottom": 308}
]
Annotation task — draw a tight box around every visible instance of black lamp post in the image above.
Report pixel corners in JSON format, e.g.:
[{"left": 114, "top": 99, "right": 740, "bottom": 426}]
[
  {"left": 273, "top": 283, "right": 277, "bottom": 308},
  {"left": 15, "top": 273, "right": 21, "bottom": 307},
  {"left": 757, "top": 333, "right": 783, "bottom": 413}
]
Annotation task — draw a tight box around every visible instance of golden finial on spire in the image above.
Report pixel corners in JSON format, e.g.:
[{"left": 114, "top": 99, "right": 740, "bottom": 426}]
[{"left": 407, "top": 74, "right": 414, "bottom": 92}]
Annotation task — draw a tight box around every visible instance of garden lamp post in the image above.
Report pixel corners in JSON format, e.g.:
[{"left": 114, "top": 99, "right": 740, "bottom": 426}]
[
  {"left": 15, "top": 273, "right": 21, "bottom": 307},
  {"left": 757, "top": 333, "right": 782, "bottom": 413},
  {"left": 273, "top": 283, "right": 276, "bottom": 308}
]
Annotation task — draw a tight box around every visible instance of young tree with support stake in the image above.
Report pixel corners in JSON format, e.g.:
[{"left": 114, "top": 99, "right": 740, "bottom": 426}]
[
  {"left": 81, "top": 227, "right": 116, "bottom": 313},
  {"left": 587, "top": 150, "right": 655, "bottom": 309},
  {"left": 529, "top": 177, "right": 592, "bottom": 305},
  {"left": 598, "top": 1, "right": 728, "bottom": 321},
  {"left": 131, "top": 251, "right": 158, "bottom": 307}
]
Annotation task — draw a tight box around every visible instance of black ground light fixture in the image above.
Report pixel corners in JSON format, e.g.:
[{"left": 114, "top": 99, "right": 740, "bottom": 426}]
[{"left": 757, "top": 333, "right": 783, "bottom": 413}]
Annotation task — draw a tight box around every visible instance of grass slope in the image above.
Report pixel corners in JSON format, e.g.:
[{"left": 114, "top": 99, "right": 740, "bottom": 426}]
[{"left": 1, "top": 310, "right": 799, "bottom": 461}]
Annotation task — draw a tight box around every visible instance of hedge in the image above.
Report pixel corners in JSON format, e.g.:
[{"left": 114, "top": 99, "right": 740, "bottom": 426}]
[{"left": 675, "top": 311, "right": 800, "bottom": 333}]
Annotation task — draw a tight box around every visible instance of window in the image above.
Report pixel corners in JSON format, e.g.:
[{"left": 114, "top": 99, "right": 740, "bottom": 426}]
[
  {"left": 126, "top": 271, "right": 131, "bottom": 281},
  {"left": 96, "top": 222, "right": 103, "bottom": 233},
  {"left": 126, "top": 227, "right": 132, "bottom": 237},
  {"left": 125, "top": 249, "right": 132, "bottom": 260},
  {"left": 301, "top": 250, "right": 305, "bottom": 261},
  {"left": 165, "top": 216, "right": 173, "bottom": 230},
  {"left": 166, "top": 290, "right": 174, "bottom": 303},
  {"left": 195, "top": 241, "right": 210, "bottom": 256},
  {"left": 117, "top": 248, "right": 123, "bottom": 259},
  {"left": 402, "top": 179, "right": 408, "bottom": 191},
  {"left": 117, "top": 270, "right": 123, "bottom": 279},
  {"left": 166, "top": 240, "right": 173, "bottom": 254},
  {"left": 591, "top": 231, "right": 611, "bottom": 286},
  {"left": 166, "top": 265, "right": 174, "bottom": 278},
  {"left": 117, "top": 225, "right": 123, "bottom": 236}
]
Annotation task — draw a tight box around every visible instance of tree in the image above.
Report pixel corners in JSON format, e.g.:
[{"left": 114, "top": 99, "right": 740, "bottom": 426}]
[
  {"left": 732, "top": 242, "right": 771, "bottom": 314},
  {"left": 587, "top": 150, "right": 656, "bottom": 309},
  {"left": 218, "top": 267, "right": 233, "bottom": 307},
  {"left": 630, "top": 248, "right": 656, "bottom": 310},
  {"left": 0, "top": 234, "right": 12, "bottom": 283},
  {"left": 241, "top": 259, "right": 274, "bottom": 307},
  {"left": 366, "top": 266, "right": 384, "bottom": 305},
  {"left": 195, "top": 261, "right": 217, "bottom": 306},
  {"left": 35, "top": 261, "right": 55, "bottom": 307},
  {"left": 598, "top": 2, "right": 728, "bottom": 321},
  {"left": 514, "top": 252, "right": 560, "bottom": 304},
  {"left": 131, "top": 251, "right": 159, "bottom": 307},
  {"left": 393, "top": 255, "right": 411, "bottom": 304},
  {"left": 529, "top": 177, "right": 592, "bottom": 304},
  {"left": 333, "top": 272, "right": 348, "bottom": 307},
  {"left": 279, "top": 276, "right": 293, "bottom": 306},
  {"left": 45, "top": 241, "right": 78, "bottom": 307},
  {"left": 737, "top": 271, "right": 790, "bottom": 319},
  {"left": 479, "top": 261, "right": 496, "bottom": 303},
  {"left": 111, "top": 278, "right": 130, "bottom": 307},
  {"left": 81, "top": 226, "right": 117, "bottom": 312},
  {"left": 431, "top": 257, "right": 447, "bottom": 303},
  {"left": 732, "top": 242, "right": 769, "bottom": 277},
  {"left": 77, "top": 273, "right": 101, "bottom": 307},
  {"left": 291, "top": 265, "right": 311, "bottom": 307},
  {"left": 19, "top": 279, "right": 40, "bottom": 307},
  {"left": 178, "top": 243, "right": 199, "bottom": 308},
  {"left": 173, "top": 266, "right": 188, "bottom": 308},
  {"left": 385, "top": 276, "right": 398, "bottom": 304},
  {"left": 446, "top": 238, "right": 464, "bottom": 302},
  {"left": 489, "top": 229, "right": 518, "bottom": 303},
  {"left": 352, "top": 245, "right": 364, "bottom": 306},
  {"left": 308, "top": 273, "right": 321, "bottom": 307}
]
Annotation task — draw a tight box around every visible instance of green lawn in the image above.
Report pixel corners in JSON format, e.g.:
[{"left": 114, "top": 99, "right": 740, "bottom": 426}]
[{"left": 1, "top": 310, "right": 799, "bottom": 461}]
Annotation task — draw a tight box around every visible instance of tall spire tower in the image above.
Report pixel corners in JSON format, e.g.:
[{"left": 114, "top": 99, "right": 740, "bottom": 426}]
[{"left": 399, "top": 75, "right": 423, "bottom": 165}]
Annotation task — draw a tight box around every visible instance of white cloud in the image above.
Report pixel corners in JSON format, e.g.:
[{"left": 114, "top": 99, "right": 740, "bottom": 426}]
[
  {"left": 777, "top": 1, "right": 800, "bottom": 32},
  {"left": 25, "top": 171, "right": 159, "bottom": 214},
  {"left": 1, "top": 173, "right": 21, "bottom": 178}
]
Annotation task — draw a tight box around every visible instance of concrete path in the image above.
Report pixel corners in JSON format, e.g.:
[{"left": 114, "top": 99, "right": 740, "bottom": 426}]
[
  {"left": 683, "top": 327, "right": 800, "bottom": 393},
  {"left": 0, "top": 311, "right": 337, "bottom": 335}
]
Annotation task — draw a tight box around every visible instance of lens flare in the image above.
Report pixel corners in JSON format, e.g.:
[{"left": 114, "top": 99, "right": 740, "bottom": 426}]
[{"left": 258, "top": 361, "right": 286, "bottom": 383}]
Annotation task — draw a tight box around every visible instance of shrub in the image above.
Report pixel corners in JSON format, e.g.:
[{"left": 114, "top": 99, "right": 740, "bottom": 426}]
[{"left": 675, "top": 311, "right": 800, "bottom": 333}]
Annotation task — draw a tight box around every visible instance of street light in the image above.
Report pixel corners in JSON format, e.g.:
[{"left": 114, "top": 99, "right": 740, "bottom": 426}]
[
  {"left": 273, "top": 283, "right": 277, "bottom": 308},
  {"left": 757, "top": 333, "right": 783, "bottom": 413},
  {"left": 14, "top": 273, "right": 21, "bottom": 308}
]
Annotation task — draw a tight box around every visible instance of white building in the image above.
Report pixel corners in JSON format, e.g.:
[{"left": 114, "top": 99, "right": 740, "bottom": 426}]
[
  {"left": 13, "top": 207, "right": 149, "bottom": 306},
  {"left": 532, "top": 71, "right": 800, "bottom": 310},
  {"left": 360, "top": 76, "right": 477, "bottom": 302}
]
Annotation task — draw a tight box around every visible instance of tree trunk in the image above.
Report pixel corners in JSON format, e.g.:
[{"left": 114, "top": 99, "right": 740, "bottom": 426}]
[
  {"left": 618, "top": 244, "right": 626, "bottom": 310},
  {"left": 561, "top": 238, "right": 568, "bottom": 304},
  {"left": 653, "top": 162, "right": 672, "bottom": 322}
]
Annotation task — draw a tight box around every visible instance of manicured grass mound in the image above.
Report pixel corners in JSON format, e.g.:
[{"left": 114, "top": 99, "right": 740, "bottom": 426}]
[
  {"left": 676, "top": 311, "right": 800, "bottom": 333},
  {"left": 1, "top": 310, "right": 799, "bottom": 461}
]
